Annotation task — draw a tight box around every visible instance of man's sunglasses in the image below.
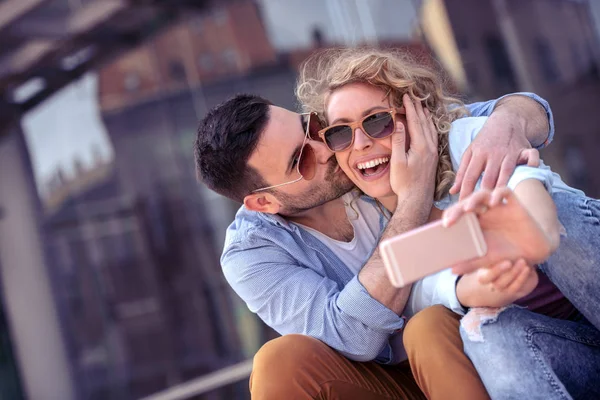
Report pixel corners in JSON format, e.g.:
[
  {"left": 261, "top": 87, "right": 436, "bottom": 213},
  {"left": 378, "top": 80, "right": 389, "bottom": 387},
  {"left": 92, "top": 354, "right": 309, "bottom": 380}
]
[
  {"left": 253, "top": 112, "right": 324, "bottom": 193},
  {"left": 318, "top": 108, "right": 399, "bottom": 152}
]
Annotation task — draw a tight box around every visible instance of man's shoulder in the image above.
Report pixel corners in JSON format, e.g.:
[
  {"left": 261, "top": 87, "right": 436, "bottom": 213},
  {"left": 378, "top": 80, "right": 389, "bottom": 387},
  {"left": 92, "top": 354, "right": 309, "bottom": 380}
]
[{"left": 222, "top": 206, "right": 296, "bottom": 256}]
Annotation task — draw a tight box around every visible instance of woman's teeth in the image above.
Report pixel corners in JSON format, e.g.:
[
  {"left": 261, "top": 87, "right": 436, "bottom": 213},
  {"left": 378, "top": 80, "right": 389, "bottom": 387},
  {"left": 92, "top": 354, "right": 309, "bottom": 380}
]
[
  {"left": 357, "top": 157, "right": 390, "bottom": 177},
  {"left": 357, "top": 157, "right": 390, "bottom": 170}
]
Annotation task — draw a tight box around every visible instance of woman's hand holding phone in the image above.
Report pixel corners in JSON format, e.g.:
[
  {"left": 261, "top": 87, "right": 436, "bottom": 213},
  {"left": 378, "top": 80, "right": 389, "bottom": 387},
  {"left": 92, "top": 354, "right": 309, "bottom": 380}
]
[
  {"left": 457, "top": 257, "right": 539, "bottom": 308},
  {"left": 478, "top": 258, "right": 539, "bottom": 298},
  {"left": 443, "top": 187, "right": 555, "bottom": 276}
]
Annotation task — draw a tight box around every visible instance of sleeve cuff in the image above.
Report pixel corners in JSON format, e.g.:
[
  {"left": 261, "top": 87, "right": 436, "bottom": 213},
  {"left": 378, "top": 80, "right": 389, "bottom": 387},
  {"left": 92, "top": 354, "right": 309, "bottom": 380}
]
[
  {"left": 436, "top": 270, "right": 468, "bottom": 316},
  {"left": 507, "top": 165, "right": 554, "bottom": 192},
  {"left": 337, "top": 276, "right": 405, "bottom": 333}
]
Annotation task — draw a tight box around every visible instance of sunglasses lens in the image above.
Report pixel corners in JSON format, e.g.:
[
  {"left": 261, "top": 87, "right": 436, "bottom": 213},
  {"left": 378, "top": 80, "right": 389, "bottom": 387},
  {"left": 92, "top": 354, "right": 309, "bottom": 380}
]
[
  {"left": 363, "top": 112, "right": 395, "bottom": 138},
  {"left": 298, "top": 144, "right": 316, "bottom": 180},
  {"left": 308, "top": 113, "right": 323, "bottom": 140},
  {"left": 324, "top": 125, "right": 353, "bottom": 151}
]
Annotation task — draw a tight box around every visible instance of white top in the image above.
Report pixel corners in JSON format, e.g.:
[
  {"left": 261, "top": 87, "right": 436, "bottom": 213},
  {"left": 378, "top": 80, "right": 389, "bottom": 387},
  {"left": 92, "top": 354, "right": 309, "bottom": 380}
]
[{"left": 293, "top": 191, "right": 382, "bottom": 275}]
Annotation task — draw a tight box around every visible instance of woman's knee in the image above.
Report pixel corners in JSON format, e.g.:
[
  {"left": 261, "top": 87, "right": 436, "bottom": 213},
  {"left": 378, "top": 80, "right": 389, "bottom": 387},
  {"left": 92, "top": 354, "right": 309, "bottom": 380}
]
[
  {"left": 404, "top": 305, "right": 460, "bottom": 347},
  {"left": 253, "top": 334, "right": 326, "bottom": 374},
  {"left": 251, "top": 334, "right": 332, "bottom": 398},
  {"left": 460, "top": 306, "right": 526, "bottom": 345}
]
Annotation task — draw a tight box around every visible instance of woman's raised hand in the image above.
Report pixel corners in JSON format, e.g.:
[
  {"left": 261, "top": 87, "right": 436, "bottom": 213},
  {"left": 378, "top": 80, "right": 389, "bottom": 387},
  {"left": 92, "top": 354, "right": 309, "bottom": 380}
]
[{"left": 390, "top": 94, "right": 438, "bottom": 209}]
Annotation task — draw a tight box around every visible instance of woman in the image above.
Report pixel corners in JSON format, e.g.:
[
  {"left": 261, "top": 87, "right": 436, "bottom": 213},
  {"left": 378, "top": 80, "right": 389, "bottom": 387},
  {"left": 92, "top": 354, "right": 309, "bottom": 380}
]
[{"left": 296, "top": 47, "right": 600, "bottom": 399}]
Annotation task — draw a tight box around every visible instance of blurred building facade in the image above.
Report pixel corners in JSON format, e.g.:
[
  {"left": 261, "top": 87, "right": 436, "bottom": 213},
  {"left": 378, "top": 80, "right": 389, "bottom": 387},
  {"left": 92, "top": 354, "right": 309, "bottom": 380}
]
[
  {"left": 420, "top": 0, "right": 600, "bottom": 196},
  {"left": 2, "top": 0, "right": 599, "bottom": 399},
  {"left": 34, "top": 2, "right": 279, "bottom": 399}
]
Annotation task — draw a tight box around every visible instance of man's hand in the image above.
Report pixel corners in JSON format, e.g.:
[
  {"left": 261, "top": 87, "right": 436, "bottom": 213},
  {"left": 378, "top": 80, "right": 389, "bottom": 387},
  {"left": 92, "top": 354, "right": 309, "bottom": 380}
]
[
  {"left": 443, "top": 187, "right": 555, "bottom": 275},
  {"left": 449, "top": 112, "right": 540, "bottom": 200},
  {"left": 390, "top": 94, "right": 438, "bottom": 211}
]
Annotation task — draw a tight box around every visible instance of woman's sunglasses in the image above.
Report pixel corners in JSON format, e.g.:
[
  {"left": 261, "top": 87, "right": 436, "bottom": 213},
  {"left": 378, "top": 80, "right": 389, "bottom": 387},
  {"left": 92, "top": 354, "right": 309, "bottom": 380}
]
[
  {"left": 318, "top": 108, "right": 399, "bottom": 152},
  {"left": 252, "top": 112, "right": 324, "bottom": 193}
]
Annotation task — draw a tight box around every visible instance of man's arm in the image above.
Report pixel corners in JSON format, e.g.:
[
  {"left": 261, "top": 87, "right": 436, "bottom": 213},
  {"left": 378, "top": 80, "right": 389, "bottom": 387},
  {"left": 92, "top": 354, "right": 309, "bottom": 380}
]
[
  {"left": 467, "top": 93, "right": 552, "bottom": 147},
  {"left": 223, "top": 241, "right": 404, "bottom": 363},
  {"left": 451, "top": 93, "right": 554, "bottom": 199}
]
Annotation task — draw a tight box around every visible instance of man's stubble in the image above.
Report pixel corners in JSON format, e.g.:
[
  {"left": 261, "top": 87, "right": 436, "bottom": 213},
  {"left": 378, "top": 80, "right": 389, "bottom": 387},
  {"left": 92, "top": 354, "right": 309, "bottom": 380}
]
[{"left": 275, "top": 157, "right": 356, "bottom": 216}]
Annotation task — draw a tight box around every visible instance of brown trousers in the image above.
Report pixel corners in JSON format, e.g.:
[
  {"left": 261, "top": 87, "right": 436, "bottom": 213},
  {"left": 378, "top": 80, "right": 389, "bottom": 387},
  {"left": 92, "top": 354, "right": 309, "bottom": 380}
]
[{"left": 250, "top": 305, "right": 489, "bottom": 400}]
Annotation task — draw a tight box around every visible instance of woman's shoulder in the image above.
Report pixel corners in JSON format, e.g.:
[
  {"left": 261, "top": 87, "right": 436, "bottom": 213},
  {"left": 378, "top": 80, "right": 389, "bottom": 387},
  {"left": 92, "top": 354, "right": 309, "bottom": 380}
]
[
  {"left": 446, "top": 116, "right": 489, "bottom": 170},
  {"left": 450, "top": 116, "right": 488, "bottom": 137},
  {"left": 448, "top": 116, "right": 488, "bottom": 148}
]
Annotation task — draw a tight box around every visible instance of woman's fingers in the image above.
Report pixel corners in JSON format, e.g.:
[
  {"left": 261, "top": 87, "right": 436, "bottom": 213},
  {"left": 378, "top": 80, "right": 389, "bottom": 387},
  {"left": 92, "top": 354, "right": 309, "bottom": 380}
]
[
  {"left": 517, "top": 148, "right": 540, "bottom": 167},
  {"left": 489, "top": 261, "right": 524, "bottom": 291},
  {"left": 504, "top": 260, "right": 536, "bottom": 295},
  {"left": 477, "top": 260, "right": 512, "bottom": 285},
  {"left": 464, "top": 190, "right": 492, "bottom": 213},
  {"left": 489, "top": 186, "right": 513, "bottom": 207},
  {"left": 403, "top": 94, "right": 426, "bottom": 151},
  {"left": 443, "top": 190, "right": 489, "bottom": 227},
  {"left": 424, "top": 108, "right": 438, "bottom": 151}
]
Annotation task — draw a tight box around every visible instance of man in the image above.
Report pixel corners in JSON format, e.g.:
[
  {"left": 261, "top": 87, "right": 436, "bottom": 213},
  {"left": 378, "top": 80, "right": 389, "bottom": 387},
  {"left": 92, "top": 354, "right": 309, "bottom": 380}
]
[{"left": 194, "top": 92, "right": 555, "bottom": 399}]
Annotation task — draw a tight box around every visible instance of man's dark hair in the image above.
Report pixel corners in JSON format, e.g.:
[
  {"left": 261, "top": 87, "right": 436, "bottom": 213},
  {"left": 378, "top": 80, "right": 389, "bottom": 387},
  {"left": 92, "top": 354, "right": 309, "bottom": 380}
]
[{"left": 194, "top": 94, "right": 273, "bottom": 203}]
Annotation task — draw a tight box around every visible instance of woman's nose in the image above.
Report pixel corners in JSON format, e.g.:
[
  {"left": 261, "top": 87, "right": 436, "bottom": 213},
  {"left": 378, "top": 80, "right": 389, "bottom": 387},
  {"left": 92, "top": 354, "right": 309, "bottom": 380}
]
[{"left": 353, "top": 128, "right": 373, "bottom": 151}]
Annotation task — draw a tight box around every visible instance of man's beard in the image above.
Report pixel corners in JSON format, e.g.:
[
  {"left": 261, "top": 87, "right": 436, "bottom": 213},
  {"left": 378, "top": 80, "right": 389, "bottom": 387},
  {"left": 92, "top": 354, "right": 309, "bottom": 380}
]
[{"left": 275, "top": 157, "right": 355, "bottom": 216}]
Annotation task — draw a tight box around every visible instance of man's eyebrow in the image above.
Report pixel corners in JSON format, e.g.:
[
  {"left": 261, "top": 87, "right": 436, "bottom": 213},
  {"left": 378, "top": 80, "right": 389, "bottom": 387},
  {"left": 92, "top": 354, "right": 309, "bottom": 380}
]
[{"left": 329, "top": 106, "right": 389, "bottom": 126}]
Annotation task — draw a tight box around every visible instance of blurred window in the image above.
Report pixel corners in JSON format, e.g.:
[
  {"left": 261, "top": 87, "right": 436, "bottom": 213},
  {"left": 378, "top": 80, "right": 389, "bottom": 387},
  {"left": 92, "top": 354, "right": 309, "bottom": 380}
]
[
  {"left": 0, "top": 300, "right": 24, "bottom": 400},
  {"left": 484, "top": 35, "right": 517, "bottom": 91},
  {"left": 465, "top": 62, "right": 479, "bottom": 87},
  {"left": 456, "top": 35, "right": 469, "bottom": 51},
  {"left": 124, "top": 72, "right": 141, "bottom": 92},
  {"left": 169, "top": 60, "right": 187, "bottom": 82},
  {"left": 222, "top": 49, "right": 238, "bottom": 69},
  {"left": 198, "top": 54, "right": 214, "bottom": 71},
  {"left": 213, "top": 9, "right": 228, "bottom": 26},
  {"left": 534, "top": 38, "right": 560, "bottom": 83},
  {"left": 191, "top": 17, "right": 203, "bottom": 34}
]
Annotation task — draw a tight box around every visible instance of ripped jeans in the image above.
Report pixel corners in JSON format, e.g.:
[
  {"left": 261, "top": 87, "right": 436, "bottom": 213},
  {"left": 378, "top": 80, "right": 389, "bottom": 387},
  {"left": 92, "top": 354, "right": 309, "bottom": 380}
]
[{"left": 461, "top": 192, "right": 600, "bottom": 400}]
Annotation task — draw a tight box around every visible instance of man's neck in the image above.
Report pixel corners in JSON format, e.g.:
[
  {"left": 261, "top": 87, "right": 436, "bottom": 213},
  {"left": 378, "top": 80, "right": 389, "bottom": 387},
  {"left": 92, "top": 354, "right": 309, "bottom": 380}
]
[{"left": 286, "top": 197, "right": 354, "bottom": 242}]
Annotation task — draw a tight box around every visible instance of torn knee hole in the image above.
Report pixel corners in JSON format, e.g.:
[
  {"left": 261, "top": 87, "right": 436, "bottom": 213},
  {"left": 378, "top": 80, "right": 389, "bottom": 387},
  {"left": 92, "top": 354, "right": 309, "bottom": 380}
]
[
  {"left": 461, "top": 307, "right": 507, "bottom": 342},
  {"left": 559, "top": 222, "right": 567, "bottom": 237}
]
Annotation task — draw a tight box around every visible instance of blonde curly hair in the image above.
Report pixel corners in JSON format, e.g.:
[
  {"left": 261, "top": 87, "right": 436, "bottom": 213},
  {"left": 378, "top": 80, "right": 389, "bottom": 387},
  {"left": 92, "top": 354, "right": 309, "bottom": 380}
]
[{"left": 296, "top": 47, "right": 468, "bottom": 201}]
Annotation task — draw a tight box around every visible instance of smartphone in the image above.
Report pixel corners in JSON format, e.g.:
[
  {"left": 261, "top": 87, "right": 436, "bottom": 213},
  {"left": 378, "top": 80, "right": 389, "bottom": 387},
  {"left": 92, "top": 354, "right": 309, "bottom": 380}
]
[{"left": 379, "top": 212, "right": 487, "bottom": 287}]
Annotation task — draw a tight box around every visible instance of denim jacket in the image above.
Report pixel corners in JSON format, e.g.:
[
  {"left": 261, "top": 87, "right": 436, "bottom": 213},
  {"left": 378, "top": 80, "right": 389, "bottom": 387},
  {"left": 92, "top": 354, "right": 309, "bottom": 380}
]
[{"left": 221, "top": 93, "right": 554, "bottom": 364}]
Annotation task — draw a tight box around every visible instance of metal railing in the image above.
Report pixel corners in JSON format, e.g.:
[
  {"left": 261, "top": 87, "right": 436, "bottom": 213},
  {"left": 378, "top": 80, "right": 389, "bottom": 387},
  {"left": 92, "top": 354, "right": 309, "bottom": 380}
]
[{"left": 140, "top": 359, "right": 253, "bottom": 400}]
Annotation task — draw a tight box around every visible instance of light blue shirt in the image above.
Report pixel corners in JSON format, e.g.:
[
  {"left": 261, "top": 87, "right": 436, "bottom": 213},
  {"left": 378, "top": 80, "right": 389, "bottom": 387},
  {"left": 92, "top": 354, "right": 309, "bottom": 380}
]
[{"left": 221, "top": 93, "right": 555, "bottom": 364}]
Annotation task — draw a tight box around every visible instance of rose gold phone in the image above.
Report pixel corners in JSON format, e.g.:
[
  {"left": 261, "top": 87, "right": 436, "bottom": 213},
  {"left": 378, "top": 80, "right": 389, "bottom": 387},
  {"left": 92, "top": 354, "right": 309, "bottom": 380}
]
[{"left": 379, "top": 212, "right": 487, "bottom": 287}]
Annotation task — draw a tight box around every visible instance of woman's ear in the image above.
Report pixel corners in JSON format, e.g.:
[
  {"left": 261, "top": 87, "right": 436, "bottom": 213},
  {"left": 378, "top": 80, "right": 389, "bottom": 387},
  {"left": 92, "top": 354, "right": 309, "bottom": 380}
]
[{"left": 244, "top": 193, "right": 281, "bottom": 214}]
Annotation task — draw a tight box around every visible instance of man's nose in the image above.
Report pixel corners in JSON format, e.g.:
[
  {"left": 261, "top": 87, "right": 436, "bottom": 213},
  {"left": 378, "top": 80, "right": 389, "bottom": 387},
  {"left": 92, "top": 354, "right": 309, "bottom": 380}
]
[{"left": 353, "top": 128, "right": 373, "bottom": 151}]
